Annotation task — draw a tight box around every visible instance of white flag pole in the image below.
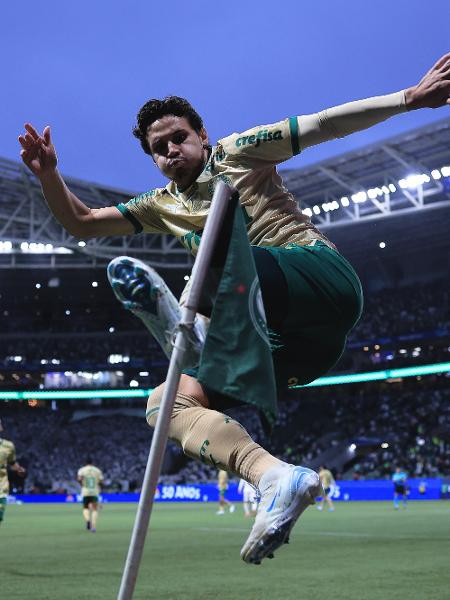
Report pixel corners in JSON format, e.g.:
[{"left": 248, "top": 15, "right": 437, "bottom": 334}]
[{"left": 117, "top": 181, "right": 235, "bottom": 600}]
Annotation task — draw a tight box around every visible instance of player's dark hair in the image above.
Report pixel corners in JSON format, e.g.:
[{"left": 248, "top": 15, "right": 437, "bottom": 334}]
[{"left": 133, "top": 96, "right": 204, "bottom": 155}]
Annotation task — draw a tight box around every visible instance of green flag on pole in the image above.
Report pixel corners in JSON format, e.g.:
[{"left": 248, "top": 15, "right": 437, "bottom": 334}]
[{"left": 197, "top": 192, "right": 277, "bottom": 428}]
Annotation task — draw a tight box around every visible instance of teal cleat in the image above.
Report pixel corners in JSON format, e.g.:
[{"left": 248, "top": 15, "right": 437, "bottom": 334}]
[{"left": 107, "top": 256, "right": 205, "bottom": 366}]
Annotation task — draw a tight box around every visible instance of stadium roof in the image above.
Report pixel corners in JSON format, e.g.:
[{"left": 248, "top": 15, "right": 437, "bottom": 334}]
[
  {"left": 283, "top": 116, "right": 450, "bottom": 228},
  {"left": 0, "top": 117, "right": 449, "bottom": 269}
]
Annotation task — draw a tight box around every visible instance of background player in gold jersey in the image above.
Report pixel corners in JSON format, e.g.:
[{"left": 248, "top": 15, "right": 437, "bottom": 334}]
[
  {"left": 77, "top": 458, "right": 103, "bottom": 533},
  {"left": 317, "top": 466, "right": 336, "bottom": 512},
  {"left": 216, "top": 469, "right": 235, "bottom": 515},
  {"left": 19, "top": 53, "right": 450, "bottom": 563},
  {"left": 0, "top": 418, "right": 26, "bottom": 526}
]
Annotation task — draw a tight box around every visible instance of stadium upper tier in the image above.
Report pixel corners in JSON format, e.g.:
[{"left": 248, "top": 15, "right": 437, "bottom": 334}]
[{"left": 0, "top": 117, "right": 449, "bottom": 269}]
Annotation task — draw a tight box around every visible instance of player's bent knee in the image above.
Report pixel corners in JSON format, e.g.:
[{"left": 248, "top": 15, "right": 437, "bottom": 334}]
[
  {"left": 146, "top": 383, "right": 164, "bottom": 428},
  {"left": 146, "top": 382, "right": 204, "bottom": 429}
]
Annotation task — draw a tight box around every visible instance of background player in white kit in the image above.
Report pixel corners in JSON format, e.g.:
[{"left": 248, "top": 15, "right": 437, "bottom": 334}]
[{"left": 238, "top": 479, "right": 258, "bottom": 518}]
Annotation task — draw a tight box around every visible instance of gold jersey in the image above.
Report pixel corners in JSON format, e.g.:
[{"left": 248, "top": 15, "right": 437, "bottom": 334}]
[
  {"left": 117, "top": 117, "right": 334, "bottom": 255},
  {"left": 77, "top": 464, "right": 103, "bottom": 497},
  {"left": 218, "top": 469, "right": 229, "bottom": 490},
  {"left": 0, "top": 438, "right": 16, "bottom": 498},
  {"left": 319, "top": 469, "right": 334, "bottom": 488}
]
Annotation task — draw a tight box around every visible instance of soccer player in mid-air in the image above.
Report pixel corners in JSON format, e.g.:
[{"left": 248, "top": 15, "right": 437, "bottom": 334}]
[
  {"left": 0, "top": 418, "right": 26, "bottom": 526},
  {"left": 77, "top": 457, "right": 103, "bottom": 532},
  {"left": 19, "top": 53, "right": 450, "bottom": 563}
]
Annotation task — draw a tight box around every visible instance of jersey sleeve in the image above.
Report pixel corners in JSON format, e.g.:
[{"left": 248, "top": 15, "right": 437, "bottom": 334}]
[
  {"left": 219, "top": 117, "right": 301, "bottom": 168},
  {"left": 117, "top": 190, "right": 172, "bottom": 235}
]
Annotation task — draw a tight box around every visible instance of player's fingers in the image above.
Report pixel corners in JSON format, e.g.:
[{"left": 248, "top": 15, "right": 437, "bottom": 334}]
[
  {"left": 43, "top": 125, "right": 51, "bottom": 144},
  {"left": 433, "top": 52, "right": 450, "bottom": 71},
  {"left": 24, "top": 123, "right": 40, "bottom": 140},
  {"left": 18, "top": 135, "right": 28, "bottom": 149},
  {"left": 24, "top": 132, "right": 35, "bottom": 146}
]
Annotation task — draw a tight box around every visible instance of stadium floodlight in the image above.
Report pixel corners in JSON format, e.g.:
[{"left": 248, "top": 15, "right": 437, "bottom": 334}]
[
  {"left": 92, "top": 281, "right": 98, "bottom": 287},
  {"left": 381, "top": 442, "right": 389, "bottom": 449},
  {"left": 349, "top": 443, "right": 357, "bottom": 451},
  {"left": 351, "top": 191, "right": 367, "bottom": 203},
  {"left": 441, "top": 166, "right": 450, "bottom": 177},
  {"left": 117, "top": 181, "right": 235, "bottom": 600},
  {"left": 431, "top": 169, "right": 442, "bottom": 180},
  {"left": 340, "top": 196, "right": 350, "bottom": 207},
  {"left": 312, "top": 205, "right": 321, "bottom": 215},
  {"left": 379, "top": 242, "right": 386, "bottom": 249},
  {"left": 78, "top": 241, "right": 86, "bottom": 247}
]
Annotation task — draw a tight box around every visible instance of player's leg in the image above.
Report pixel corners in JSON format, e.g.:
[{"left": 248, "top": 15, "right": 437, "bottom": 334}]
[
  {"left": 317, "top": 495, "right": 324, "bottom": 511},
  {"left": 82, "top": 497, "right": 91, "bottom": 529},
  {"left": 0, "top": 497, "right": 7, "bottom": 524},
  {"left": 217, "top": 490, "right": 226, "bottom": 515},
  {"left": 393, "top": 491, "right": 399, "bottom": 509},
  {"left": 402, "top": 491, "right": 408, "bottom": 509},
  {"left": 325, "top": 492, "right": 335, "bottom": 512},
  {"left": 107, "top": 257, "right": 206, "bottom": 365},
  {"left": 90, "top": 500, "right": 99, "bottom": 532},
  {"left": 147, "top": 376, "right": 321, "bottom": 564}
]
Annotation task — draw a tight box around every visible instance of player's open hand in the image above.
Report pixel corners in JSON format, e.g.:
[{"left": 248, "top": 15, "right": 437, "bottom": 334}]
[
  {"left": 18, "top": 124, "right": 57, "bottom": 178},
  {"left": 405, "top": 53, "right": 450, "bottom": 110}
]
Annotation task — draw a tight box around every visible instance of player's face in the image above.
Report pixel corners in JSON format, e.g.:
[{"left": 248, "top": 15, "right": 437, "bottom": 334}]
[{"left": 146, "top": 116, "right": 208, "bottom": 190}]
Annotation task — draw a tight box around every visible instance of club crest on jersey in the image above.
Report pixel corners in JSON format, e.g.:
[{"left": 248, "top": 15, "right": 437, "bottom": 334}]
[
  {"left": 248, "top": 277, "right": 270, "bottom": 347},
  {"left": 235, "top": 128, "right": 283, "bottom": 149}
]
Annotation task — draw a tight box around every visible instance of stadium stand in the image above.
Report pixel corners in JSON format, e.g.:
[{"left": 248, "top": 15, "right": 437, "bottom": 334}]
[{"left": 1, "top": 118, "right": 449, "bottom": 493}]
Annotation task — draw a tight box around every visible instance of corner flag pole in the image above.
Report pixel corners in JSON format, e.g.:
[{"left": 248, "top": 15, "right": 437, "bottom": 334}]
[{"left": 117, "top": 181, "right": 235, "bottom": 600}]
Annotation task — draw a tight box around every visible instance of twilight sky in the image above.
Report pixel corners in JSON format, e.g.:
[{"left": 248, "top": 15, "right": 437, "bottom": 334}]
[{"left": 2, "top": 0, "right": 449, "bottom": 195}]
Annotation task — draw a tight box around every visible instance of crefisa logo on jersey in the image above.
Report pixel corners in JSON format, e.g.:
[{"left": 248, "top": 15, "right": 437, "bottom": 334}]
[
  {"left": 248, "top": 277, "right": 270, "bottom": 346},
  {"left": 235, "top": 128, "right": 283, "bottom": 148}
]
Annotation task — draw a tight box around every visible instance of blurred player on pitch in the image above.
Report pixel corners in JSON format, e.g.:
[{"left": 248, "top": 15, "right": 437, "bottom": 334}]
[
  {"left": 217, "top": 469, "right": 235, "bottom": 515},
  {"left": 238, "top": 479, "right": 258, "bottom": 518},
  {"left": 77, "top": 458, "right": 103, "bottom": 532},
  {"left": 0, "top": 418, "right": 26, "bottom": 526},
  {"left": 392, "top": 467, "right": 408, "bottom": 510},
  {"left": 317, "top": 466, "right": 336, "bottom": 512}
]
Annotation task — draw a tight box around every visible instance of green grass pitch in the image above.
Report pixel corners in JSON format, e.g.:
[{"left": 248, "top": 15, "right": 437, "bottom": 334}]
[{"left": 1, "top": 501, "right": 449, "bottom": 599}]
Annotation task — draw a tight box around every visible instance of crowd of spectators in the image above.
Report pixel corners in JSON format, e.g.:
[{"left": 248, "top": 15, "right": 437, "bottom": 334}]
[
  {"left": 2, "top": 376, "right": 448, "bottom": 493},
  {"left": 0, "top": 279, "right": 449, "bottom": 384}
]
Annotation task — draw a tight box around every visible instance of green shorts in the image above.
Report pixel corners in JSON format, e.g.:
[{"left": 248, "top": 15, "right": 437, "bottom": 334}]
[
  {"left": 186, "top": 241, "right": 363, "bottom": 402},
  {"left": 264, "top": 241, "right": 363, "bottom": 388},
  {"left": 83, "top": 495, "right": 98, "bottom": 508}
]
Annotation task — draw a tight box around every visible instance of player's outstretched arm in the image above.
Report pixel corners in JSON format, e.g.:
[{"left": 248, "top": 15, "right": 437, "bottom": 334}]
[
  {"left": 299, "top": 53, "right": 450, "bottom": 152},
  {"left": 19, "top": 124, "right": 134, "bottom": 239}
]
